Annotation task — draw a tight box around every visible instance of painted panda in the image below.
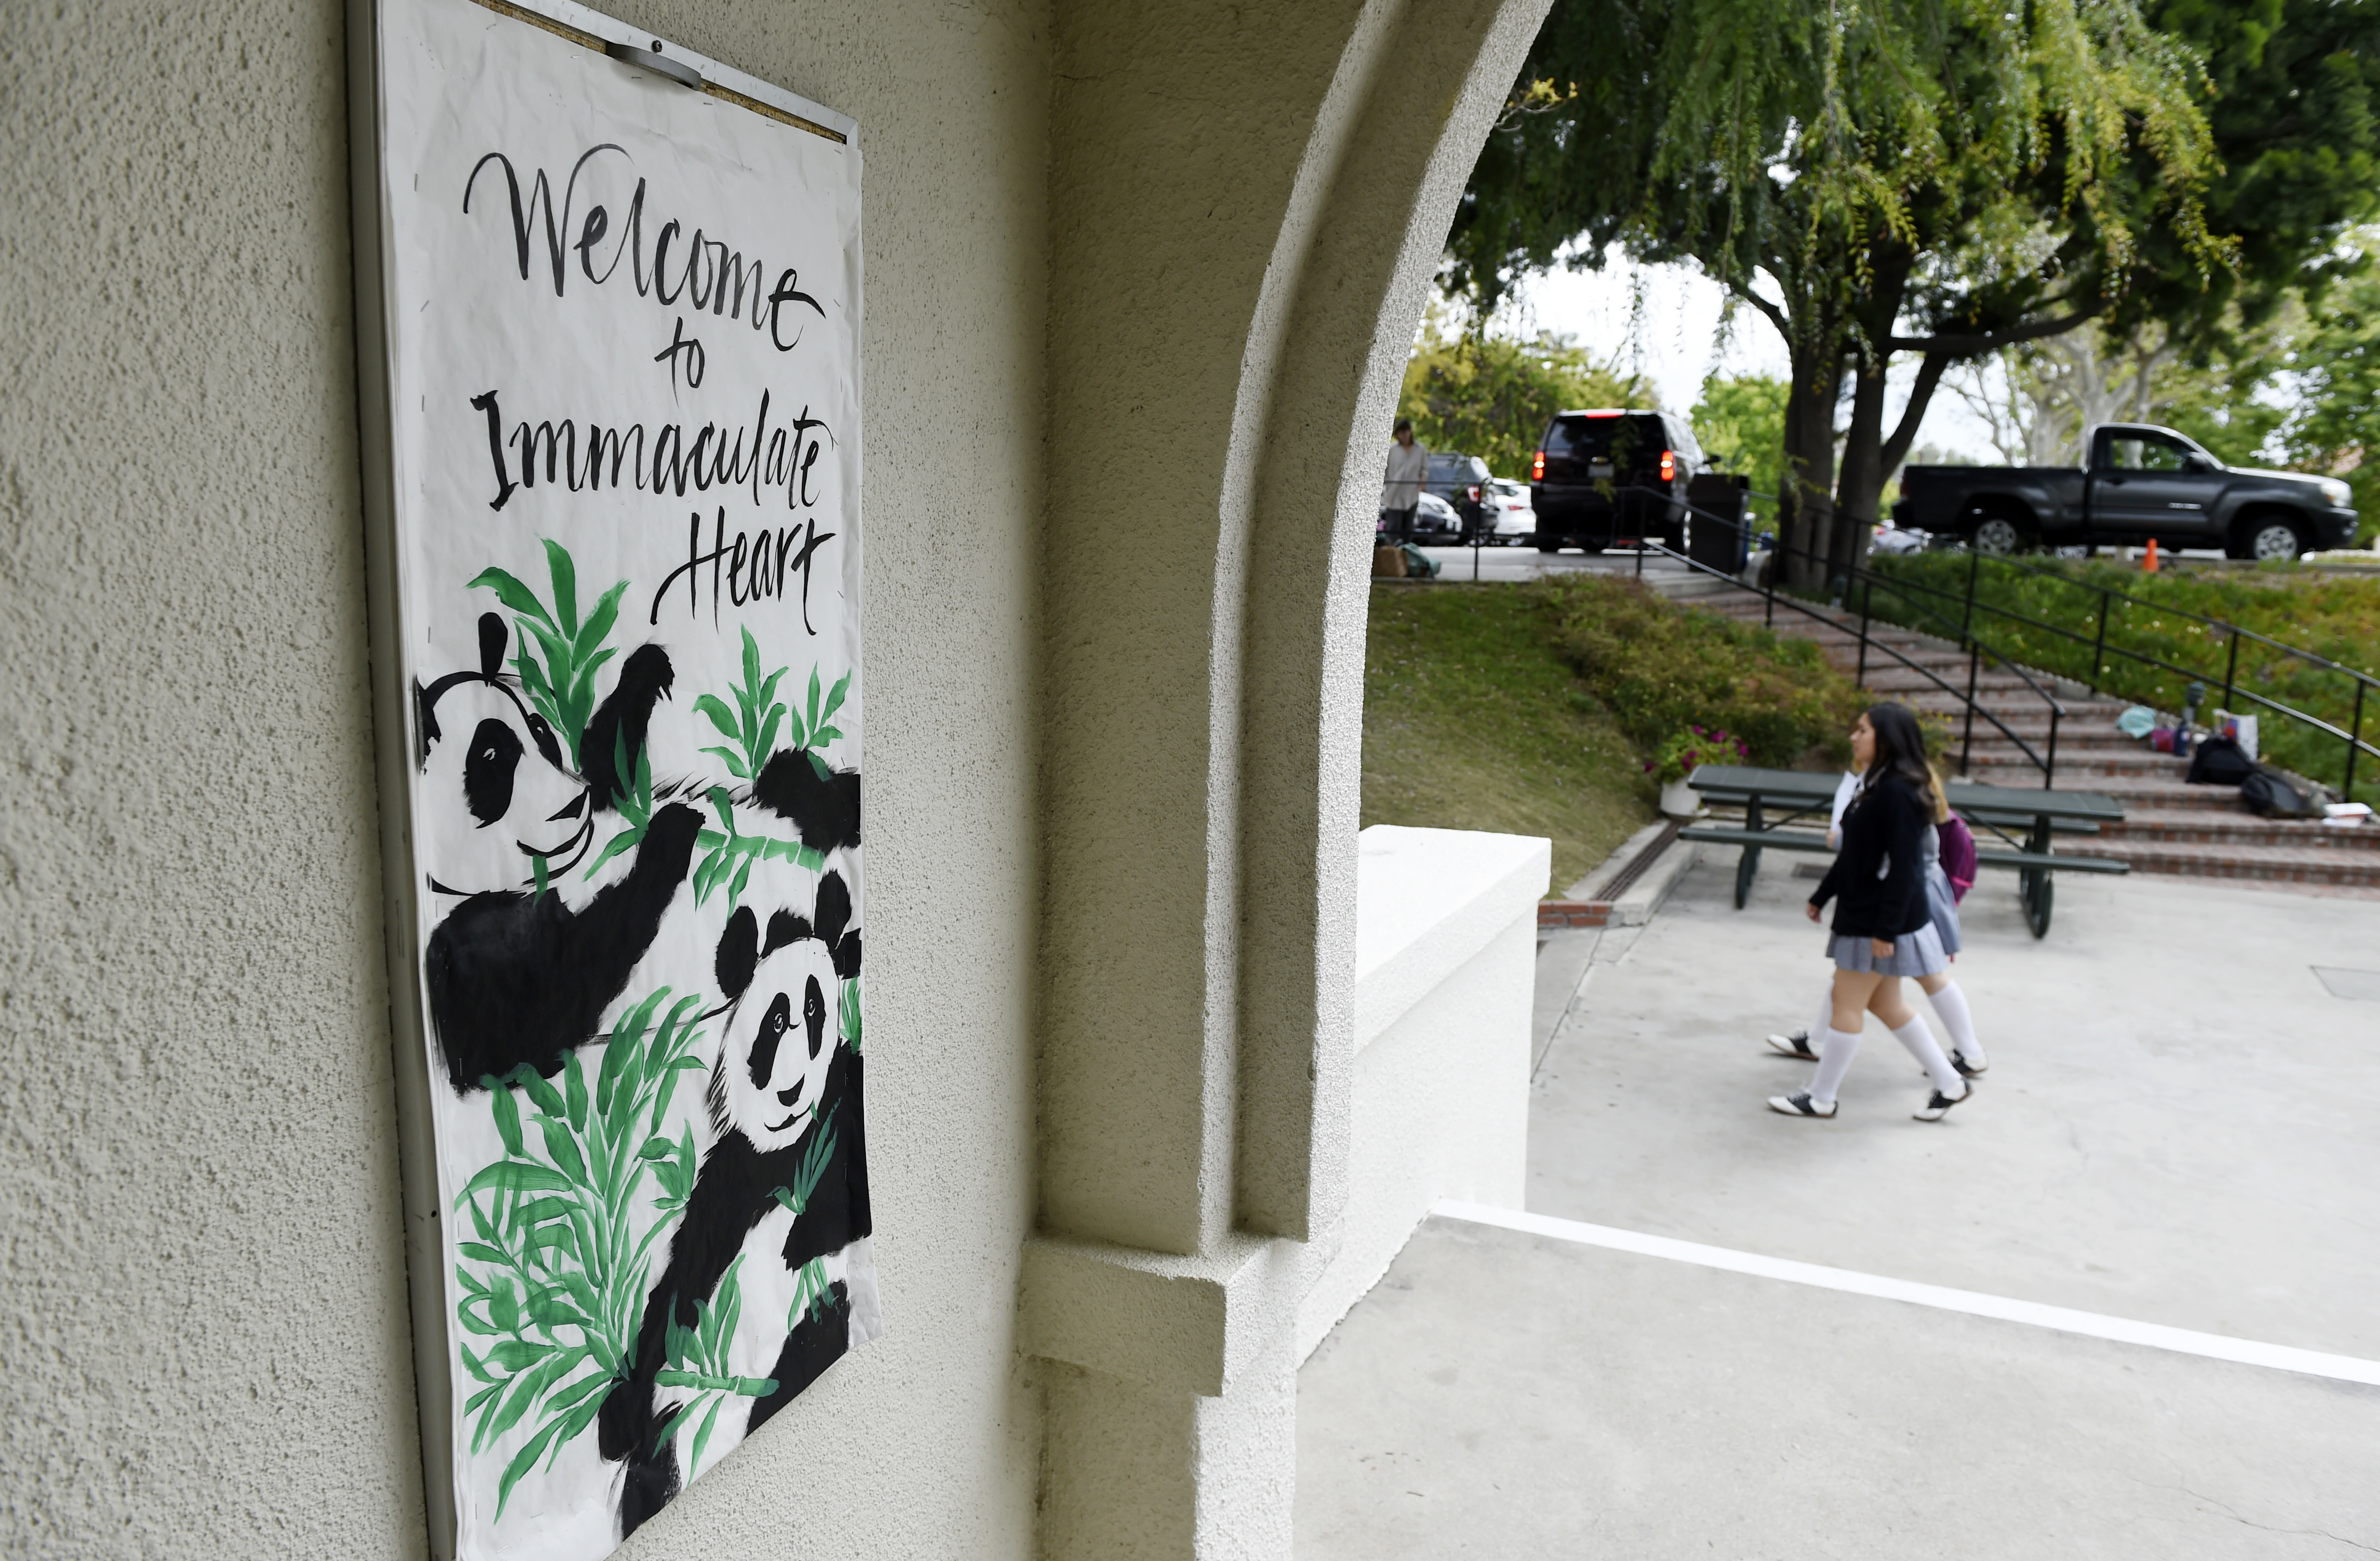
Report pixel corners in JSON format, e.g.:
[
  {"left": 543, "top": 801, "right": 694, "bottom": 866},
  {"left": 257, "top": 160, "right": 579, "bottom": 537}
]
[
  {"left": 750, "top": 744, "right": 864, "bottom": 934},
  {"left": 603, "top": 873, "right": 870, "bottom": 1538},
  {"left": 416, "top": 612, "right": 702, "bottom": 1093},
  {"left": 752, "top": 747, "right": 861, "bottom": 860}
]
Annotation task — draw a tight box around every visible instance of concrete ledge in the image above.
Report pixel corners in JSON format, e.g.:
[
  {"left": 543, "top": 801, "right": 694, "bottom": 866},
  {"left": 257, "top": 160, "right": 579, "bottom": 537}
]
[
  {"left": 1355, "top": 826, "right": 1550, "bottom": 1048},
  {"left": 1022, "top": 1231, "right": 1309, "bottom": 1398},
  {"left": 1564, "top": 818, "right": 1673, "bottom": 901},
  {"left": 1605, "top": 837, "right": 1699, "bottom": 926},
  {"left": 1553, "top": 817, "right": 1700, "bottom": 928}
]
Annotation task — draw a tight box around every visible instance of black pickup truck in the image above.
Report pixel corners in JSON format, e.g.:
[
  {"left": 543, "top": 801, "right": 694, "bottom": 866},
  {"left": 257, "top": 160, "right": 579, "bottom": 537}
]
[{"left": 1893, "top": 423, "right": 2358, "bottom": 559}]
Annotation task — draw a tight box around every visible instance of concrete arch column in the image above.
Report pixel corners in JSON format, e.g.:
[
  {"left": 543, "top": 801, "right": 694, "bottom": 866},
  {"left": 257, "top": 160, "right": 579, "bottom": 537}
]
[{"left": 1027, "top": 0, "right": 1550, "bottom": 1552}]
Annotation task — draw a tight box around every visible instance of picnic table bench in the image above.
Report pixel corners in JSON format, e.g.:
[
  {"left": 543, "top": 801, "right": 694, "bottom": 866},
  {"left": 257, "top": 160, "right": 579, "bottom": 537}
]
[{"left": 1678, "top": 764, "right": 2130, "bottom": 938}]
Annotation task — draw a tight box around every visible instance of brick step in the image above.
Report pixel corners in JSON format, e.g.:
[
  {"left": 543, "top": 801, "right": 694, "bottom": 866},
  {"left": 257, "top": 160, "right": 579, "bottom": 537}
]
[
  {"left": 1949, "top": 708, "right": 2142, "bottom": 730},
  {"left": 1690, "top": 587, "right": 2380, "bottom": 894},
  {"left": 2056, "top": 774, "right": 2257, "bottom": 813},
  {"left": 1861, "top": 671, "right": 2055, "bottom": 698},
  {"left": 1966, "top": 749, "right": 2189, "bottom": 779},
  {"left": 1903, "top": 695, "right": 2131, "bottom": 724},
  {"left": 2059, "top": 837, "right": 2380, "bottom": 889},
  {"left": 1960, "top": 732, "right": 2148, "bottom": 755},
  {"left": 2102, "top": 809, "right": 2380, "bottom": 851}
]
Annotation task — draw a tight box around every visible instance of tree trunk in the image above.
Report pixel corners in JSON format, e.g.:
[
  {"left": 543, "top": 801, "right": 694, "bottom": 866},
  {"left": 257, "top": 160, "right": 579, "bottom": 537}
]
[
  {"left": 1826, "top": 248, "right": 1917, "bottom": 584},
  {"left": 1776, "top": 348, "right": 1843, "bottom": 594},
  {"left": 1833, "top": 348, "right": 1891, "bottom": 584}
]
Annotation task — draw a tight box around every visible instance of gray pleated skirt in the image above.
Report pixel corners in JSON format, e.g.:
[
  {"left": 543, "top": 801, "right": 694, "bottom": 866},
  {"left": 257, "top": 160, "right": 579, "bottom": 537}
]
[
  {"left": 1924, "top": 864, "right": 1962, "bottom": 956},
  {"left": 1829, "top": 920, "right": 1949, "bottom": 977}
]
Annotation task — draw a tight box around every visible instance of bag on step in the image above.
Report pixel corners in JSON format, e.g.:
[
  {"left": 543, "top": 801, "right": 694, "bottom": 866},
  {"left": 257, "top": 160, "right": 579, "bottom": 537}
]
[
  {"left": 2240, "top": 768, "right": 2321, "bottom": 819},
  {"left": 2187, "top": 734, "right": 2254, "bottom": 786}
]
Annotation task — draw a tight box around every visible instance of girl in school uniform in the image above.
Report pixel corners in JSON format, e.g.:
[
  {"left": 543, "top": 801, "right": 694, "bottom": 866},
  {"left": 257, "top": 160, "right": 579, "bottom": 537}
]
[
  {"left": 1768, "top": 765, "right": 1990, "bottom": 1077},
  {"left": 1768, "top": 703, "right": 1977, "bottom": 1121}
]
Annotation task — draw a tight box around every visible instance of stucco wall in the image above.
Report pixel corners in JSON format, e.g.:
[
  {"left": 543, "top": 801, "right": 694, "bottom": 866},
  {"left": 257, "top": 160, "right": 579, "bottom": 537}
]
[
  {"left": 1296, "top": 827, "right": 1544, "bottom": 1359},
  {"left": 0, "top": 1, "right": 1047, "bottom": 1557}
]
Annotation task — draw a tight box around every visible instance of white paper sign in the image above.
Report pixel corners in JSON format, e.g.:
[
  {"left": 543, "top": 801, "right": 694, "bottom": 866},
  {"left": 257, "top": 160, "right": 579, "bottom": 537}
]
[{"left": 367, "top": 2, "right": 867, "bottom": 1554}]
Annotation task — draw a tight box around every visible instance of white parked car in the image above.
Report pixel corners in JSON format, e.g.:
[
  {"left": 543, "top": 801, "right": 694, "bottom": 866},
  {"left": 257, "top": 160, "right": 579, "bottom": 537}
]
[
  {"left": 1483, "top": 477, "right": 1535, "bottom": 545},
  {"left": 1869, "top": 521, "right": 1926, "bottom": 556}
]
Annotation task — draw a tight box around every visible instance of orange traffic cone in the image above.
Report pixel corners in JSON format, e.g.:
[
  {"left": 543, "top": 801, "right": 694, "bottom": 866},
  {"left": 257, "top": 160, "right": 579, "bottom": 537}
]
[{"left": 2144, "top": 537, "right": 2160, "bottom": 573}]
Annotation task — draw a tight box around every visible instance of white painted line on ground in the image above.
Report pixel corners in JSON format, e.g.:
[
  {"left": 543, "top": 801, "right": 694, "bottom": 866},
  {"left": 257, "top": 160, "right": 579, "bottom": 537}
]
[{"left": 1433, "top": 1200, "right": 2380, "bottom": 1389}]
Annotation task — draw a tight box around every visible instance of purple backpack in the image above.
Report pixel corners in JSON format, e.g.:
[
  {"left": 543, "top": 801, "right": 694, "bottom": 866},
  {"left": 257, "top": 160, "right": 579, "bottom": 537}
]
[{"left": 1938, "top": 815, "right": 1977, "bottom": 902}]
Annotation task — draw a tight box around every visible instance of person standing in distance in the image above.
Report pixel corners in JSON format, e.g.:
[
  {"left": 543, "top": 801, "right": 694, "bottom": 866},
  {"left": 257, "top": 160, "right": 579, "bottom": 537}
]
[{"left": 1381, "top": 417, "right": 1428, "bottom": 544}]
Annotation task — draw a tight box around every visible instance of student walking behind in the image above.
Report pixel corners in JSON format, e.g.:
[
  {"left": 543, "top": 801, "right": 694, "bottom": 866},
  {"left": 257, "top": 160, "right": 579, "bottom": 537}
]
[
  {"left": 1380, "top": 418, "right": 1427, "bottom": 543},
  {"left": 1769, "top": 704, "right": 1976, "bottom": 1121},
  {"left": 1768, "top": 764, "right": 1990, "bottom": 1077}
]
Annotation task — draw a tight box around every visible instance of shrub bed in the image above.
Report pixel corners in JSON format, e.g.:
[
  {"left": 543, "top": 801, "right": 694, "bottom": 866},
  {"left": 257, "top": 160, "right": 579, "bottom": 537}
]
[{"left": 1536, "top": 574, "right": 1866, "bottom": 768}]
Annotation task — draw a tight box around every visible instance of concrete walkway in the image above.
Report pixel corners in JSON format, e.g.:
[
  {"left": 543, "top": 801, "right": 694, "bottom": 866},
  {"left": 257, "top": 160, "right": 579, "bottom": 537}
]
[{"left": 1297, "top": 852, "right": 2380, "bottom": 1556}]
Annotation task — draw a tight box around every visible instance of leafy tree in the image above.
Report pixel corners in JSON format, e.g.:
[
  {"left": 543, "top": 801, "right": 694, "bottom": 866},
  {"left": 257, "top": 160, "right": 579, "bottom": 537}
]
[
  {"left": 1397, "top": 308, "right": 1645, "bottom": 477},
  {"left": 1689, "top": 373, "right": 1787, "bottom": 523},
  {"left": 1448, "top": 0, "right": 2376, "bottom": 587},
  {"left": 2123, "top": 0, "right": 2380, "bottom": 345},
  {"left": 2276, "top": 234, "right": 2380, "bottom": 544}
]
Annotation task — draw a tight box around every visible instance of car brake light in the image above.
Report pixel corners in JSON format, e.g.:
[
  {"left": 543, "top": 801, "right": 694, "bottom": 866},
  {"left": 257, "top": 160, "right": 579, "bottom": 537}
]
[
  {"left": 1531, "top": 451, "right": 1545, "bottom": 481},
  {"left": 1467, "top": 484, "right": 1480, "bottom": 500},
  {"left": 1660, "top": 450, "right": 1676, "bottom": 483}
]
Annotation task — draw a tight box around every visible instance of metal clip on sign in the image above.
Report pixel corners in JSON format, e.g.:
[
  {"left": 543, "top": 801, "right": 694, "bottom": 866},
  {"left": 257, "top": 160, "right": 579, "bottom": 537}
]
[{"left": 606, "top": 37, "right": 703, "bottom": 90}]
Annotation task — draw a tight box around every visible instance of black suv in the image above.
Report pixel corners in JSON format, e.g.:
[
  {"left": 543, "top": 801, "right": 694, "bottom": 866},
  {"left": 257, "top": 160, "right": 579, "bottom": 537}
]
[
  {"left": 1424, "top": 453, "right": 1493, "bottom": 541},
  {"left": 1530, "top": 410, "right": 1705, "bottom": 552}
]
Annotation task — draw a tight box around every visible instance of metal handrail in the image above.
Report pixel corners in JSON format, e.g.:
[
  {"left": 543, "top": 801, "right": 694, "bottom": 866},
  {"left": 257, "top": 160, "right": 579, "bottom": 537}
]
[
  {"left": 1871, "top": 547, "right": 2380, "bottom": 797},
  {"left": 1968, "top": 549, "right": 2380, "bottom": 690},
  {"left": 1602, "top": 486, "right": 2067, "bottom": 787}
]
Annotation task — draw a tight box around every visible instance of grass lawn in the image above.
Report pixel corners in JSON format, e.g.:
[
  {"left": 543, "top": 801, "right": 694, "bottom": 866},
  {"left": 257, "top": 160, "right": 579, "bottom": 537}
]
[{"left": 1362, "top": 581, "right": 1656, "bottom": 894}]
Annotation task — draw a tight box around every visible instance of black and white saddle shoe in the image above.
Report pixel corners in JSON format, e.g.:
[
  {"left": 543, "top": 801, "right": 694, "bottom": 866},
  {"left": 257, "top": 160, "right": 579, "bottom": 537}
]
[
  {"left": 1914, "top": 1080, "right": 1975, "bottom": 1120},
  {"left": 1766, "top": 1031, "right": 1820, "bottom": 1061},
  {"left": 1767, "top": 1091, "right": 1837, "bottom": 1118},
  {"left": 1949, "top": 1049, "right": 1988, "bottom": 1078}
]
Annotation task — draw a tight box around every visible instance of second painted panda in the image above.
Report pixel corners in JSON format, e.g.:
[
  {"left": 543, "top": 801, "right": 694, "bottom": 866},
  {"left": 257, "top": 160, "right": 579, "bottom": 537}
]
[{"left": 601, "top": 873, "right": 870, "bottom": 1537}]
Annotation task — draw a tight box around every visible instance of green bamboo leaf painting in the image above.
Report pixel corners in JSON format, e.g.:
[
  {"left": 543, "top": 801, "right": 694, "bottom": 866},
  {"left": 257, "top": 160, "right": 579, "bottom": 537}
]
[
  {"left": 574, "top": 580, "right": 629, "bottom": 661},
  {"left": 454, "top": 985, "right": 711, "bottom": 1497},
  {"left": 470, "top": 540, "right": 628, "bottom": 770},
  {"left": 464, "top": 567, "right": 554, "bottom": 630},
  {"left": 494, "top": 1415, "right": 568, "bottom": 1520},
  {"left": 541, "top": 538, "right": 579, "bottom": 639},
  {"left": 489, "top": 1086, "right": 523, "bottom": 1159},
  {"left": 456, "top": 1161, "right": 574, "bottom": 1204}
]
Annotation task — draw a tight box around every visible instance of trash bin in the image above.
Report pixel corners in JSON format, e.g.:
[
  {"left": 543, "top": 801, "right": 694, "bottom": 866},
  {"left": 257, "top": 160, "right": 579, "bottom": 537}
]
[{"left": 1685, "top": 473, "right": 1750, "bottom": 574}]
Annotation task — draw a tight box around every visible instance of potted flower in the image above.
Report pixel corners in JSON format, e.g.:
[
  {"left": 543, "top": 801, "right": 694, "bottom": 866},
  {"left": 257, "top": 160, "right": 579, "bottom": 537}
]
[{"left": 1646, "top": 724, "right": 1747, "bottom": 817}]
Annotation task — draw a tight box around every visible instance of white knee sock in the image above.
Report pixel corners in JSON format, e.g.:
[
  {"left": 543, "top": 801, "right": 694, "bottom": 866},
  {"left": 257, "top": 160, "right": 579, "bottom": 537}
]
[
  {"left": 1928, "top": 981, "right": 1983, "bottom": 1065},
  {"left": 1892, "top": 1016, "right": 1963, "bottom": 1093},
  {"left": 1808, "top": 991, "right": 1833, "bottom": 1044},
  {"left": 1810, "top": 1026, "right": 1862, "bottom": 1105}
]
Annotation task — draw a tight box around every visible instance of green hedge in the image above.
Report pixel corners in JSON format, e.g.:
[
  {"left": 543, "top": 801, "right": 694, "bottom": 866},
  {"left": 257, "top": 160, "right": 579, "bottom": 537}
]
[
  {"left": 1537, "top": 574, "right": 1866, "bottom": 768},
  {"left": 1863, "top": 555, "right": 2380, "bottom": 802}
]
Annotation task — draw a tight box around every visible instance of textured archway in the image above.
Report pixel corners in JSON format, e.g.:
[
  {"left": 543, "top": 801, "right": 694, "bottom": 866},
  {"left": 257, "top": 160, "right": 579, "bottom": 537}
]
[{"left": 1027, "top": 0, "right": 1552, "bottom": 1551}]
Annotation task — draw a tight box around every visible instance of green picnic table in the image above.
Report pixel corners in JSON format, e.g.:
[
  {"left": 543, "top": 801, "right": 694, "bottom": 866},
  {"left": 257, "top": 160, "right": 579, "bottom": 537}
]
[{"left": 1678, "top": 764, "right": 2130, "bottom": 938}]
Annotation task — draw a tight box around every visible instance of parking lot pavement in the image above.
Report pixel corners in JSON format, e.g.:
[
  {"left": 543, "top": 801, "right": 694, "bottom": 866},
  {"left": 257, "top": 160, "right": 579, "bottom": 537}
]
[
  {"left": 1298, "top": 1215, "right": 2380, "bottom": 1561},
  {"left": 1297, "top": 852, "right": 2380, "bottom": 1556}
]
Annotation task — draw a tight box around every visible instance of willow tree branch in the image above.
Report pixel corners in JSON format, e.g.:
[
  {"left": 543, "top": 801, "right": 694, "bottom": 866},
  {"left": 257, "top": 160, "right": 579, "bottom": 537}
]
[
  {"left": 1890, "top": 305, "right": 2099, "bottom": 357},
  {"left": 1880, "top": 354, "right": 1952, "bottom": 477},
  {"left": 1726, "top": 279, "right": 1792, "bottom": 341}
]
